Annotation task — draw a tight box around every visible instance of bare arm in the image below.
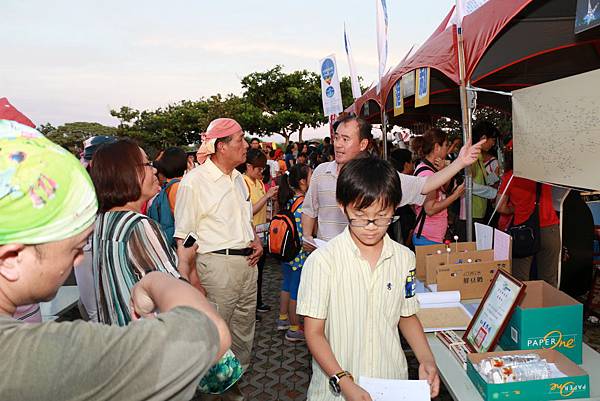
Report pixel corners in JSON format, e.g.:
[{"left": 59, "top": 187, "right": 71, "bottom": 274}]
[
  {"left": 301, "top": 213, "right": 317, "bottom": 252},
  {"left": 423, "top": 184, "right": 465, "bottom": 216},
  {"left": 421, "top": 139, "right": 485, "bottom": 194},
  {"left": 305, "top": 317, "right": 372, "bottom": 401},
  {"left": 252, "top": 186, "right": 278, "bottom": 215},
  {"left": 399, "top": 315, "right": 440, "bottom": 398},
  {"left": 131, "top": 271, "right": 231, "bottom": 363},
  {"left": 175, "top": 239, "right": 204, "bottom": 294}
]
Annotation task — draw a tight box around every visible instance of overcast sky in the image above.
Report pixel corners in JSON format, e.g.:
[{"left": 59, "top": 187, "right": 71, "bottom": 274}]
[{"left": 2, "top": 0, "right": 454, "bottom": 140}]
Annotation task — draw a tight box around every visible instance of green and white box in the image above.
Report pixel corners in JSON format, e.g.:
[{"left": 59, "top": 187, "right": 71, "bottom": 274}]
[
  {"left": 467, "top": 349, "right": 590, "bottom": 401},
  {"left": 499, "top": 281, "right": 583, "bottom": 364}
]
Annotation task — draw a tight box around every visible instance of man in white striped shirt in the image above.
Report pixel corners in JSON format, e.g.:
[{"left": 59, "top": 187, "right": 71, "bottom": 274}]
[
  {"left": 297, "top": 157, "right": 440, "bottom": 400},
  {"left": 301, "top": 115, "right": 484, "bottom": 248}
]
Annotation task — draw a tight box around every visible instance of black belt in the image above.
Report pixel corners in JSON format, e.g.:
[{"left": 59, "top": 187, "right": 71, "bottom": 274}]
[{"left": 212, "top": 248, "right": 253, "bottom": 256}]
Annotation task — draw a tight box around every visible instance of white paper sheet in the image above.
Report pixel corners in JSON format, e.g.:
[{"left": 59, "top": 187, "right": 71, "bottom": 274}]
[
  {"left": 359, "top": 377, "right": 430, "bottom": 401},
  {"left": 493, "top": 229, "right": 512, "bottom": 261},
  {"left": 417, "top": 291, "right": 461, "bottom": 306},
  {"left": 475, "top": 223, "right": 494, "bottom": 250},
  {"left": 304, "top": 237, "right": 328, "bottom": 249}
]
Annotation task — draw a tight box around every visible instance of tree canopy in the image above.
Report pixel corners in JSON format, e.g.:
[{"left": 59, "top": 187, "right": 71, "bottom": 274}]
[{"left": 39, "top": 65, "right": 366, "bottom": 152}]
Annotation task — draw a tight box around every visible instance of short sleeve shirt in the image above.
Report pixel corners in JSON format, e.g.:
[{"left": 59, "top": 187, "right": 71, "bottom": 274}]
[
  {"left": 283, "top": 195, "right": 307, "bottom": 271},
  {"left": 498, "top": 171, "right": 559, "bottom": 228},
  {"left": 173, "top": 157, "right": 255, "bottom": 253},
  {"left": 243, "top": 174, "right": 267, "bottom": 226},
  {"left": 297, "top": 228, "right": 419, "bottom": 401},
  {"left": 302, "top": 161, "right": 427, "bottom": 241},
  {"left": 0, "top": 307, "right": 219, "bottom": 401},
  {"left": 413, "top": 163, "right": 447, "bottom": 243}
]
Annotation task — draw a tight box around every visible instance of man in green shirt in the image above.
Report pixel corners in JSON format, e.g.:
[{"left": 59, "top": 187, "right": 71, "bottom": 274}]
[{"left": 0, "top": 120, "right": 230, "bottom": 400}]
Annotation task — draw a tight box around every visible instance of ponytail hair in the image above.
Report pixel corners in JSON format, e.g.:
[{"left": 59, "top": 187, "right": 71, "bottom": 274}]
[
  {"left": 278, "top": 163, "right": 311, "bottom": 208},
  {"left": 411, "top": 128, "right": 447, "bottom": 159}
]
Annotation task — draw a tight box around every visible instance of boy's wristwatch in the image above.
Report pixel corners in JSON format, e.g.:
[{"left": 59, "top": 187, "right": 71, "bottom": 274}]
[{"left": 329, "top": 370, "right": 353, "bottom": 395}]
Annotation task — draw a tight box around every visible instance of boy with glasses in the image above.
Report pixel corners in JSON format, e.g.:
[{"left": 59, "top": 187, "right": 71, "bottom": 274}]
[{"left": 297, "top": 156, "right": 439, "bottom": 401}]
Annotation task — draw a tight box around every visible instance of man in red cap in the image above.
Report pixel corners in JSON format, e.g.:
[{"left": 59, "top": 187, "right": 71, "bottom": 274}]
[{"left": 174, "top": 118, "right": 262, "bottom": 401}]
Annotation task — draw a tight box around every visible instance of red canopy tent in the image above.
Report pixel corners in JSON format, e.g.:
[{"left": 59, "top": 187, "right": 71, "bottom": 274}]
[
  {"left": 0, "top": 98, "right": 35, "bottom": 128},
  {"left": 349, "top": 0, "right": 600, "bottom": 127}
]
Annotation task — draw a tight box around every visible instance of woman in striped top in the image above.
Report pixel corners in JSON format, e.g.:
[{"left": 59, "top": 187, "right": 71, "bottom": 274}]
[{"left": 90, "top": 139, "right": 180, "bottom": 326}]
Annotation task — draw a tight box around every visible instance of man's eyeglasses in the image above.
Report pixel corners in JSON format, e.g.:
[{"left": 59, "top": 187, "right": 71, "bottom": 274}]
[{"left": 348, "top": 216, "right": 399, "bottom": 227}]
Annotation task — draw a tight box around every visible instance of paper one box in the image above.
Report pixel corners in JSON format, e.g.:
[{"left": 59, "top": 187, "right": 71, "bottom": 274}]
[
  {"left": 466, "top": 349, "right": 589, "bottom": 401},
  {"left": 435, "top": 260, "right": 512, "bottom": 299},
  {"left": 424, "top": 249, "right": 495, "bottom": 284},
  {"left": 415, "top": 242, "right": 476, "bottom": 280},
  {"left": 499, "top": 281, "right": 583, "bottom": 364}
]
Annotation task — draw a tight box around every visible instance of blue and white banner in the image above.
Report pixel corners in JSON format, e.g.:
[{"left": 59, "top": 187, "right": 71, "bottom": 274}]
[
  {"left": 375, "top": 0, "right": 389, "bottom": 94},
  {"left": 344, "top": 23, "right": 362, "bottom": 100},
  {"left": 319, "top": 55, "right": 343, "bottom": 117}
]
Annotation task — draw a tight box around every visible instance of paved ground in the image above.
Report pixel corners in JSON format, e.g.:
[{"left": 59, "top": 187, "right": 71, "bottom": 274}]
[{"left": 234, "top": 256, "right": 600, "bottom": 401}]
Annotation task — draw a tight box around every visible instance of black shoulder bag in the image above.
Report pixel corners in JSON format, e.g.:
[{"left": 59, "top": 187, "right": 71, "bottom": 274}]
[{"left": 507, "top": 182, "right": 542, "bottom": 258}]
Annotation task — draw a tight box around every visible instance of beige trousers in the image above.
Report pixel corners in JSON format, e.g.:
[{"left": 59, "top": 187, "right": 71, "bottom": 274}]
[
  {"left": 512, "top": 224, "right": 561, "bottom": 287},
  {"left": 196, "top": 253, "right": 257, "bottom": 368}
]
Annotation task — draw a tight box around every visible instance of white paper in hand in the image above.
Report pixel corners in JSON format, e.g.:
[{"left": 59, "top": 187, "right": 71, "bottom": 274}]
[{"left": 359, "top": 377, "right": 430, "bottom": 401}]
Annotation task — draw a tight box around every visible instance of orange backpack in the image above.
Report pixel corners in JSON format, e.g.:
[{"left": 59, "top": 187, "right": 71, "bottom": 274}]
[{"left": 268, "top": 196, "right": 304, "bottom": 262}]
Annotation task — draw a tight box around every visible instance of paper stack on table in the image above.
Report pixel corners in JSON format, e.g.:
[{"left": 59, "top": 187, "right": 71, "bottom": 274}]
[
  {"left": 416, "top": 291, "right": 473, "bottom": 332},
  {"left": 359, "top": 377, "right": 430, "bottom": 401}
]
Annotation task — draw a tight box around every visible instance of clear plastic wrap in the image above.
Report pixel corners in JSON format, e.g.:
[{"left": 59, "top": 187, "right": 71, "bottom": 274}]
[{"left": 476, "top": 354, "right": 553, "bottom": 384}]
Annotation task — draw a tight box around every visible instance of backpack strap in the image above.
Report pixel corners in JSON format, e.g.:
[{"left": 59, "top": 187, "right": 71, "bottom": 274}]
[
  {"left": 414, "top": 207, "right": 427, "bottom": 239},
  {"left": 290, "top": 196, "right": 305, "bottom": 213}
]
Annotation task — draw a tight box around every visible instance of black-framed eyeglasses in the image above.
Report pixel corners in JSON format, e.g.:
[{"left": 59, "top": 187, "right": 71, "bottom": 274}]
[{"left": 348, "top": 216, "right": 399, "bottom": 227}]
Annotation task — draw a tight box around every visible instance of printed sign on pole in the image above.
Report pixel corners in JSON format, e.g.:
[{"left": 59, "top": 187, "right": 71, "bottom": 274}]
[
  {"left": 319, "top": 55, "right": 344, "bottom": 117},
  {"left": 415, "top": 67, "right": 430, "bottom": 108},
  {"left": 393, "top": 80, "right": 404, "bottom": 116}
]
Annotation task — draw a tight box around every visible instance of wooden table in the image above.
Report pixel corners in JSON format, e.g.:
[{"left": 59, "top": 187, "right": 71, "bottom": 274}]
[{"left": 427, "top": 333, "right": 600, "bottom": 401}]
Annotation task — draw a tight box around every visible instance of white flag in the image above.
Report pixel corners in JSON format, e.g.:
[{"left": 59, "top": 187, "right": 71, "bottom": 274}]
[
  {"left": 454, "top": 0, "right": 490, "bottom": 28},
  {"left": 375, "top": 0, "right": 388, "bottom": 94},
  {"left": 344, "top": 23, "right": 362, "bottom": 100},
  {"left": 319, "top": 55, "right": 344, "bottom": 117}
]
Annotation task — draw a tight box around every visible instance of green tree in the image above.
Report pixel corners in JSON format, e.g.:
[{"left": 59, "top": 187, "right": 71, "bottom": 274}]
[
  {"left": 44, "top": 122, "right": 117, "bottom": 154},
  {"left": 241, "top": 65, "right": 326, "bottom": 143}
]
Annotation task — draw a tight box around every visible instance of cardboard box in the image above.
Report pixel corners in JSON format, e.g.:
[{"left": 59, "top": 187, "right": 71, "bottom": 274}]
[
  {"left": 424, "top": 249, "right": 495, "bottom": 284},
  {"left": 466, "top": 349, "right": 589, "bottom": 401},
  {"left": 499, "top": 281, "right": 583, "bottom": 364},
  {"left": 415, "top": 242, "right": 476, "bottom": 280},
  {"left": 436, "top": 260, "right": 512, "bottom": 299}
]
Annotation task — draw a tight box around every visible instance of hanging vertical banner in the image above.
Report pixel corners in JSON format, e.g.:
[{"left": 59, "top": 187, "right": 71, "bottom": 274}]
[
  {"left": 375, "top": 0, "right": 389, "bottom": 94},
  {"left": 415, "top": 67, "right": 430, "bottom": 108},
  {"left": 402, "top": 70, "right": 416, "bottom": 98},
  {"left": 344, "top": 23, "right": 362, "bottom": 100},
  {"left": 393, "top": 80, "right": 404, "bottom": 116},
  {"left": 319, "top": 55, "right": 343, "bottom": 117}
]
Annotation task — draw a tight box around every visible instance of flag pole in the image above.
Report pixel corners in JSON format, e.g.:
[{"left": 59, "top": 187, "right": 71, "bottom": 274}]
[
  {"left": 456, "top": 24, "right": 474, "bottom": 241},
  {"left": 381, "top": 101, "right": 388, "bottom": 160}
]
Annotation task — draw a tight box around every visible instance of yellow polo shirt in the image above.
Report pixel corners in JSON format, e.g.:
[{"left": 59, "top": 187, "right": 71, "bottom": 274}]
[
  {"left": 173, "top": 157, "right": 254, "bottom": 254},
  {"left": 297, "top": 228, "right": 419, "bottom": 401},
  {"left": 243, "top": 174, "right": 267, "bottom": 227}
]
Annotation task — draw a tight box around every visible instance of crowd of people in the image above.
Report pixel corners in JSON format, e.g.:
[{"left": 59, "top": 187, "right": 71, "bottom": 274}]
[{"left": 0, "top": 112, "right": 561, "bottom": 401}]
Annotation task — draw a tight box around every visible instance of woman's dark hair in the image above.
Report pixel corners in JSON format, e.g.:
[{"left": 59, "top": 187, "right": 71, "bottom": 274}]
[
  {"left": 285, "top": 143, "right": 294, "bottom": 154},
  {"left": 278, "top": 163, "right": 311, "bottom": 207},
  {"left": 336, "top": 156, "right": 402, "bottom": 211},
  {"left": 389, "top": 148, "right": 413, "bottom": 173},
  {"left": 411, "top": 128, "right": 447, "bottom": 159},
  {"left": 157, "top": 147, "right": 187, "bottom": 179},
  {"left": 90, "top": 139, "right": 145, "bottom": 213},
  {"left": 246, "top": 149, "right": 267, "bottom": 168},
  {"left": 472, "top": 120, "right": 499, "bottom": 142}
]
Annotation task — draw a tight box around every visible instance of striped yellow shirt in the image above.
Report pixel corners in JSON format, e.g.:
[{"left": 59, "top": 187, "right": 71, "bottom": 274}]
[{"left": 297, "top": 228, "right": 419, "bottom": 401}]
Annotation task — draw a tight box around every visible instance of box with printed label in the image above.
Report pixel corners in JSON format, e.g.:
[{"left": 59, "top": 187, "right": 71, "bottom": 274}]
[
  {"left": 415, "top": 242, "right": 476, "bottom": 280},
  {"left": 425, "top": 249, "right": 495, "bottom": 284},
  {"left": 467, "top": 349, "right": 590, "bottom": 401},
  {"left": 435, "top": 260, "right": 512, "bottom": 300},
  {"left": 499, "top": 281, "right": 583, "bottom": 364}
]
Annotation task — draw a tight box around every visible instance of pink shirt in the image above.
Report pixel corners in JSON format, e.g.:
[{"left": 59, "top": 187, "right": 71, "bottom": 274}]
[{"left": 413, "top": 164, "right": 447, "bottom": 243}]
